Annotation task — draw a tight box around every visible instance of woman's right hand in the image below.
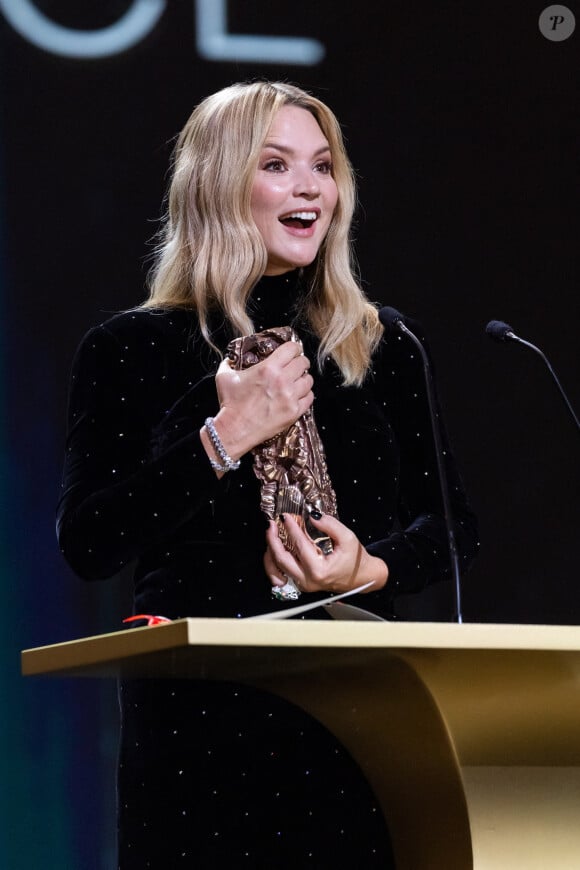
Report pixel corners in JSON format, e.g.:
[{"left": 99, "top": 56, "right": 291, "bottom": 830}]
[{"left": 202, "top": 341, "right": 314, "bottom": 466}]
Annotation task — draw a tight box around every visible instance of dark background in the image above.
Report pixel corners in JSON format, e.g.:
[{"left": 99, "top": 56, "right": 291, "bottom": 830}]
[{"left": 0, "top": 2, "right": 577, "bottom": 866}]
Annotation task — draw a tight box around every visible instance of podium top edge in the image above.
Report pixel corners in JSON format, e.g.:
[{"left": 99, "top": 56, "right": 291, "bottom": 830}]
[{"left": 21, "top": 618, "right": 580, "bottom": 678}]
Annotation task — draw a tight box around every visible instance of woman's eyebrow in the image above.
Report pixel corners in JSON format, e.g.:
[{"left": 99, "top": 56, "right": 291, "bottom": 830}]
[{"left": 261, "top": 142, "right": 331, "bottom": 156}]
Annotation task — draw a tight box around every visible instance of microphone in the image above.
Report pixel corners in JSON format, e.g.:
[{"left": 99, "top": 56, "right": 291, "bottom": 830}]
[
  {"left": 485, "top": 320, "right": 580, "bottom": 435},
  {"left": 379, "top": 306, "right": 464, "bottom": 623},
  {"left": 485, "top": 319, "right": 515, "bottom": 341}
]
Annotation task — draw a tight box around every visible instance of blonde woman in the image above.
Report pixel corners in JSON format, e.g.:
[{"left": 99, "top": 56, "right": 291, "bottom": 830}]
[{"left": 58, "top": 81, "right": 477, "bottom": 868}]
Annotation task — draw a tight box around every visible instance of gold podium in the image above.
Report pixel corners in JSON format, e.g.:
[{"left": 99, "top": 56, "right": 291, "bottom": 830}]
[{"left": 22, "top": 620, "right": 580, "bottom": 869}]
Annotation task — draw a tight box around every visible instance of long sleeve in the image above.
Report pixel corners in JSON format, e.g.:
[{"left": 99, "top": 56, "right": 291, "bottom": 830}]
[
  {"left": 364, "top": 320, "right": 479, "bottom": 602},
  {"left": 56, "top": 314, "right": 225, "bottom": 581}
]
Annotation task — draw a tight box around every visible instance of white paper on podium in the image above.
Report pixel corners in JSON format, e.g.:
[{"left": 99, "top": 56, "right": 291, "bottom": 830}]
[
  {"left": 323, "top": 601, "right": 386, "bottom": 621},
  {"left": 245, "top": 581, "right": 385, "bottom": 621}
]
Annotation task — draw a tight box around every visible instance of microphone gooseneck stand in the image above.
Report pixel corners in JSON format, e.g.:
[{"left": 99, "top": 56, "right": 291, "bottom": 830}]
[
  {"left": 379, "top": 307, "right": 464, "bottom": 624},
  {"left": 485, "top": 320, "right": 580, "bottom": 435}
]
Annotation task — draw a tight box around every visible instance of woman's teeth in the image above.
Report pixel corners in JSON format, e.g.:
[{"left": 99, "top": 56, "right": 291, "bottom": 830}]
[{"left": 280, "top": 211, "right": 318, "bottom": 227}]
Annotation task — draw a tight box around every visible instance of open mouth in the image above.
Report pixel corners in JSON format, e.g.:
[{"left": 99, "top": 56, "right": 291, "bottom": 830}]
[{"left": 279, "top": 210, "right": 318, "bottom": 229}]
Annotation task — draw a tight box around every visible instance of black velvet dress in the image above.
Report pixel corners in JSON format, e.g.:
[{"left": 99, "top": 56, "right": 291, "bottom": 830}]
[{"left": 57, "top": 272, "right": 478, "bottom": 868}]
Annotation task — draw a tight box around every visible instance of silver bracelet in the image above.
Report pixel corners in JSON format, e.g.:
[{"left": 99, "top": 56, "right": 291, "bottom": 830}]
[{"left": 204, "top": 417, "right": 241, "bottom": 473}]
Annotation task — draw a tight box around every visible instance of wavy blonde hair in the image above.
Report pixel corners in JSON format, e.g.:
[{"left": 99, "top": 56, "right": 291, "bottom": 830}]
[{"left": 145, "top": 81, "right": 382, "bottom": 384}]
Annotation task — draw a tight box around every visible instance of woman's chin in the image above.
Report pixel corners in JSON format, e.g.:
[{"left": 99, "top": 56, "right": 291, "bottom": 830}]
[{"left": 264, "top": 252, "right": 318, "bottom": 274}]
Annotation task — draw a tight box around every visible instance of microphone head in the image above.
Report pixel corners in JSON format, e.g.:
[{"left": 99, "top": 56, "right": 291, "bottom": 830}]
[
  {"left": 379, "top": 306, "right": 404, "bottom": 332},
  {"left": 485, "top": 320, "right": 514, "bottom": 342}
]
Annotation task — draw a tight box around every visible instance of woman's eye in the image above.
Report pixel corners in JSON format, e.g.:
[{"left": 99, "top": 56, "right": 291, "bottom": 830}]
[
  {"left": 263, "top": 159, "right": 285, "bottom": 172},
  {"left": 314, "top": 161, "right": 333, "bottom": 174}
]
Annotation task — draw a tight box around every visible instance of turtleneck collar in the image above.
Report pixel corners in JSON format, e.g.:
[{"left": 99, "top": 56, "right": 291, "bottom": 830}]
[{"left": 248, "top": 269, "right": 304, "bottom": 332}]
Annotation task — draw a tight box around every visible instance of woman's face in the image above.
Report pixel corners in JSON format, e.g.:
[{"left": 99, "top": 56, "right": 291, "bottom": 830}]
[{"left": 251, "top": 105, "right": 338, "bottom": 276}]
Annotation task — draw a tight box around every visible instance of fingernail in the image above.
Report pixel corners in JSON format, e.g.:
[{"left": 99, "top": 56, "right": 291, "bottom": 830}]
[{"left": 310, "top": 510, "right": 322, "bottom": 520}]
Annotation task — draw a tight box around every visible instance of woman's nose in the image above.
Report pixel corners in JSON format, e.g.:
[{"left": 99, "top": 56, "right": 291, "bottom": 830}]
[{"left": 293, "top": 168, "right": 320, "bottom": 199}]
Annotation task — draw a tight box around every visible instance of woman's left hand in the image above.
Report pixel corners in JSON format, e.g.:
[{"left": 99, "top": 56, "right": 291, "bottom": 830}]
[{"left": 264, "top": 513, "right": 388, "bottom": 595}]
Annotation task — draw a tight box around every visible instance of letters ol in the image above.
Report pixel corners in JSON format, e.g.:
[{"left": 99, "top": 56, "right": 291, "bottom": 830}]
[{"left": 0, "top": 0, "right": 325, "bottom": 64}]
